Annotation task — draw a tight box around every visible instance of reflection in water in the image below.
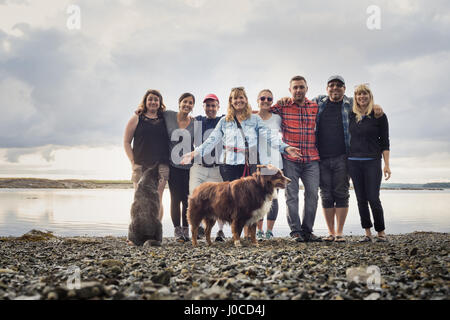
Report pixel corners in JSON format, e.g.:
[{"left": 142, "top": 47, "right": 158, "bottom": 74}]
[{"left": 0, "top": 189, "right": 449, "bottom": 237}]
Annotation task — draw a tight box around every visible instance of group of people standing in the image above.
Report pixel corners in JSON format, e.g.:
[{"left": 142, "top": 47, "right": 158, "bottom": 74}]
[{"left": 123, "top": 74, "right": 391, "bottom": 245}]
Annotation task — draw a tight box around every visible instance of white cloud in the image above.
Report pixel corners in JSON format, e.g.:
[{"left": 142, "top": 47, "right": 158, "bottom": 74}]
[
  {"left": 0, "top": 77, "right": 37, "bottom": 141},
  {"left": 0, "top": 0, "right": 449, "bottom": 180}
]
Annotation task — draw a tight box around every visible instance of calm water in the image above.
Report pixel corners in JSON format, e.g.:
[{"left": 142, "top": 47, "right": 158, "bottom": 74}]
[{"left": 0, "top": 189, "right": 449, "bottom": 238}]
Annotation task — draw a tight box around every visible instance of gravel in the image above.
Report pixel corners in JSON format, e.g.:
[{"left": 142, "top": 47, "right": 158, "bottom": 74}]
[{"left": 0, "top": 230, "right": 448, "bottom": 300}]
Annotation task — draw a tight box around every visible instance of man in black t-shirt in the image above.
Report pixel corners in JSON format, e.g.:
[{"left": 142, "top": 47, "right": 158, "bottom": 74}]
[{"left": 313, "top": 76, "right": 351, "bottom": 242}]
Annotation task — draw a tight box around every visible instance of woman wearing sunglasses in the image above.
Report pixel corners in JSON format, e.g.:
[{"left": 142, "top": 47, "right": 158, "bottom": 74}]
[
  {"left": 348, "top": 84, "right": 391, "bottom": 242},
  {"left": 255, "top": 89, "right": 283, "bottom": 240}
]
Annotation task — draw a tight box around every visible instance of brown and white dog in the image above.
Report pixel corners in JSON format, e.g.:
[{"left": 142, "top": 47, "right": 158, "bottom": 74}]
[{"left": 187, "top": 164, "right": 291, "bottom": 247}]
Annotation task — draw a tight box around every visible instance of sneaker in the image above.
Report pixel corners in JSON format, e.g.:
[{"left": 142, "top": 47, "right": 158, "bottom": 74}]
[
  {"left": 182, "top": 227, "right": 190, "bottom": 242},
  {"left": 304, "top": 233, "right": 323, "bottom": 242},
  {"left": 294, "top": 234, "right": 307, "bottom": 243},
  {"left": 265, "top": 230, "right": 274, "bottom": 240},
  {"left": 197, "top": 225, "right": 205, "bottom": 239},
  {"left": 215, "top": 230, "right": 225, "bottom": 242},
  {"left": 256, "top": 230, "right": 265, "bottom": 241},
  {"left": 290, "top": 232, "right": 302, "bottom": 239},
  {"left": 175, "top": 226, "right": 185, "bottom": 243}
]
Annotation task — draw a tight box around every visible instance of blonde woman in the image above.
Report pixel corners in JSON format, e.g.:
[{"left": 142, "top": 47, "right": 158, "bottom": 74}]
[{"left": 348, "top": 84, "right": 391, "bottom": 242}]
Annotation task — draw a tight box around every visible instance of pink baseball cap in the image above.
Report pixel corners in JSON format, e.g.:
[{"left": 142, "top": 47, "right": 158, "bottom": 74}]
[{"left": 203, "top": 93, "right": 219, "bottom": 103}]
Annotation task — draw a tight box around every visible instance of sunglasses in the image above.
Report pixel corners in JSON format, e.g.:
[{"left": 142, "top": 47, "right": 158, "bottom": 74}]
[
  {"left": 231, "top": 86, "right": 245, "bottom": 91},
  {"left": 259, "top": 96, "right": 273, "bottom": 102}
]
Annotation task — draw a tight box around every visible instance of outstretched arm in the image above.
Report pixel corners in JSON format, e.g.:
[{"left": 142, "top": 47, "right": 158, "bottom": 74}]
[{"left": 181, "top": 117, "right": 224, "bottom": 165}]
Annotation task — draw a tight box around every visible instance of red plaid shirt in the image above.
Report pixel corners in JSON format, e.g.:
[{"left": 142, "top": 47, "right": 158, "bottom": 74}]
[{"left": 271, "top": 98, "right": 320, "bottom": 163}]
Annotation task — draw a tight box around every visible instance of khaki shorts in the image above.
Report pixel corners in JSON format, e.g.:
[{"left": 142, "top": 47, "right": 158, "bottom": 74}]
[{"left": 131, "top": 163, "right": 169, "bottom": 186}]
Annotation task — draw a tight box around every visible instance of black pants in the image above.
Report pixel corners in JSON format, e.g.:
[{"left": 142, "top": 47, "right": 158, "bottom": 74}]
[
  {"left": 168, "top": 165, "right": 190, "bottom": 227},
  {"left": 219, "top": 164, "right": 257, "bottom": 182},
  {"left": 348, "top": 159, "right": 385, "bottom": 232}
]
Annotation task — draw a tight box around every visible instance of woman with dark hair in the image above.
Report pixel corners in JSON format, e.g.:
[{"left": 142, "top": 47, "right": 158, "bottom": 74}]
[
  {"left": 124, "top": 89, "right": 170, "bottom": 244},
  {"left": 348, "top": 84, "right": 391, "bottom": 242},
  {"left": 164, "top": 93, "right": 196, "bottom": 242}
]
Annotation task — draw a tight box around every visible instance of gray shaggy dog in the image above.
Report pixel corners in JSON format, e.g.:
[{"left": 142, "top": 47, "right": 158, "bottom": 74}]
[{"left": 128, "top": 165, "right": 162, "bottom": 246}]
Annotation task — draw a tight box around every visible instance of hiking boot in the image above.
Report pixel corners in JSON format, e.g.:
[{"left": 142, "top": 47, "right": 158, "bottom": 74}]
[
  {"left": 294, "top": 234, "right": 307, "bottom": 243},
  {"left": 215, "top": 230, "right": 225, "bottom": 242},
  {"left": 175, "top": 226, "right": 185, "bottom": 243},
  {"left": 265, "top": 230, "right": 274, "bottom": 240},
  {"left": 256, "top": 230, "right": 265, "bottom": 241},
  {"left": 304, "top": 233, "right": 323, "bottom": 242}
]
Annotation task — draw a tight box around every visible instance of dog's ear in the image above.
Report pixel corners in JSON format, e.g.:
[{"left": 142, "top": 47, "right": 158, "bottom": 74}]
[{"left": 256, "top": 164, "right": 267, "bottom": 174}]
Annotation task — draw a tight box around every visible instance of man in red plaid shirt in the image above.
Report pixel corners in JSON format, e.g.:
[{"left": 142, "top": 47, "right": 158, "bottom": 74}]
[{"left": 271, "top": 76, "right": 322, "bottom": 242}]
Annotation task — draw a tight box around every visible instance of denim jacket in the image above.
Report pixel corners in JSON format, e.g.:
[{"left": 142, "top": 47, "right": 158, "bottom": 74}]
[
  {"left": 195, "top": 114, "right": 289, "bottom": 165},
  {"left": 313, "top": 95, "right": 353, "bottom": 154}
]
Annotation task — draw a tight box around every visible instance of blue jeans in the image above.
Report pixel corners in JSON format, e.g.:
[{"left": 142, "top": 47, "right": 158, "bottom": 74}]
[
  {"left": 282, "top": 159, "right": 320, "bottom": 236},
  {"left": 348, "top": 159, "right": 385, "bottom": 232}
]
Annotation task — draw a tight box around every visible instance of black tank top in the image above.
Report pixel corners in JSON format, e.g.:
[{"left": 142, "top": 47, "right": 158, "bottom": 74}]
[{"left": 133, "top": 114, "right": 170, "bottom": 167}]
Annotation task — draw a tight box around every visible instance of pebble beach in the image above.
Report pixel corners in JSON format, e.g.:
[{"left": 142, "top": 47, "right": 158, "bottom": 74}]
[{"left": 0, "top": 230, "right": 448, "bottom": 301}]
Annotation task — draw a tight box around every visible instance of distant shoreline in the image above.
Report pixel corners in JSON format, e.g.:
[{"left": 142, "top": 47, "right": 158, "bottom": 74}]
[{"left": 0, "top": 178, "right": 447, "bottom": 190}]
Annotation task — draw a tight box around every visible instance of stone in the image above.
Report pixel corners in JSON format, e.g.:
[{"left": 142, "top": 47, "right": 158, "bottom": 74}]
[
  {"left": 101, "top": 260, "right": 124, "bottom": 268},
  {"left": 0, "top": 269, "right": 16, "bottom": 274},
  {"left": 151, "top": 270, "right": 172, "bottom": 286}
]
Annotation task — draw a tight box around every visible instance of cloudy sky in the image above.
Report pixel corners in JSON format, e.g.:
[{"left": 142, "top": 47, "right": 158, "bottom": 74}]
[{"left": 0, "top": 0, "right": 449, "bottom": 182}]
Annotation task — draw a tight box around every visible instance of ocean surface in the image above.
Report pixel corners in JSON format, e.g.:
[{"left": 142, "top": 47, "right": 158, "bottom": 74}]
[{"left": 0, "top": 189, "right": 449, "bottom": 238}]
